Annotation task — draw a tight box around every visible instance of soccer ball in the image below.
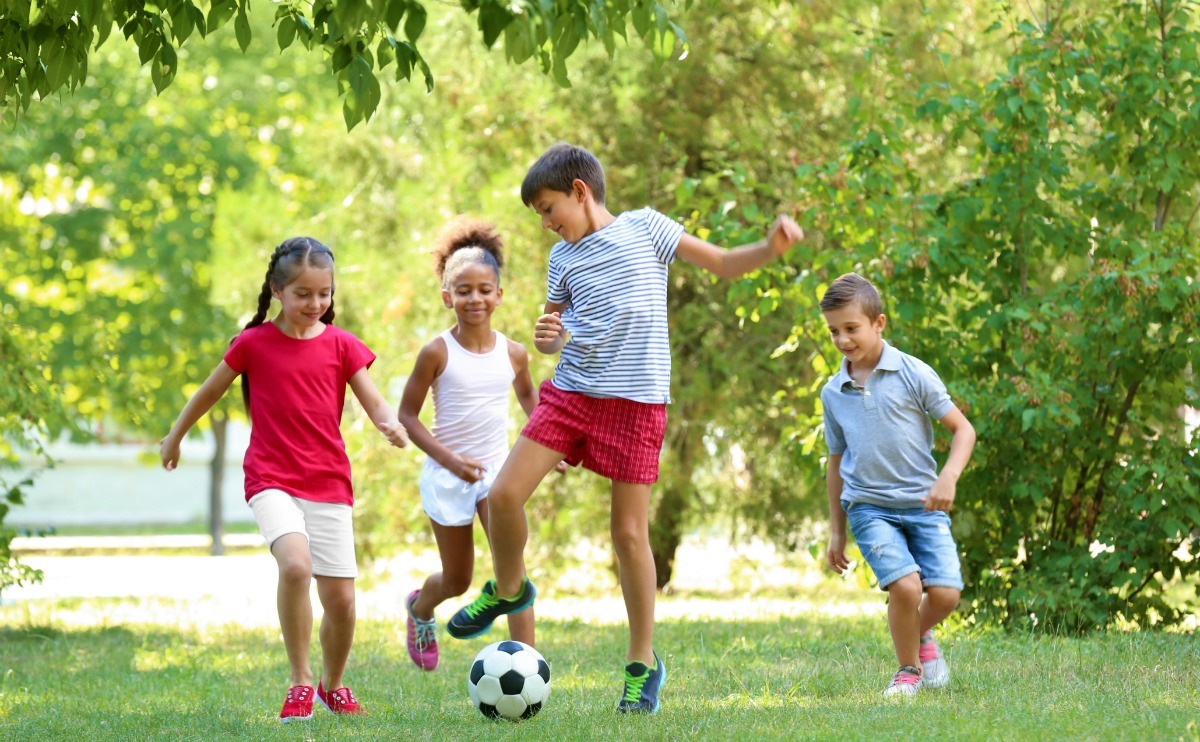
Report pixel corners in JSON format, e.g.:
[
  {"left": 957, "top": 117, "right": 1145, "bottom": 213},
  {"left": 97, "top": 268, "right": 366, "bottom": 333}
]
[{"left": 467, "top": 640, "right": 551, "bottom": 721}]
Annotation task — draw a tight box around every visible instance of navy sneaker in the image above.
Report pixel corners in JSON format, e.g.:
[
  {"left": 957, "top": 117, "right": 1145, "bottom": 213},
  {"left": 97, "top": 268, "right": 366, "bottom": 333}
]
[
  {"left": 617, "top": 651, "right": 666, "bottom": 714},
  {"left": 446, "top": 578, "right": 536, "bottom": 639}
]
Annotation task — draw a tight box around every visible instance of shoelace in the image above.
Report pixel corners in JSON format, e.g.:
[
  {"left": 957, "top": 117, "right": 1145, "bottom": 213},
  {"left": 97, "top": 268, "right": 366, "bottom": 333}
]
[
  {"left": 623, "top": 669, "right": 649, "bottom": 703},
  {"left": 329, "top": 687, "right": 358, "bottom": 709},
  {"left": 463, "top": 589, "right": 501, "bottom": 619},
  {"left": 287, "top": 686, "right": 312, "bottom": 703},
  {"left": 918, "top": 631, "right": 940, "bottom": 662},
  {"left": 413, "top": 618, "right": 437, "bottom": 649},
  {"left": 892, "top": 668, "right": 922, "bottom": 686}
]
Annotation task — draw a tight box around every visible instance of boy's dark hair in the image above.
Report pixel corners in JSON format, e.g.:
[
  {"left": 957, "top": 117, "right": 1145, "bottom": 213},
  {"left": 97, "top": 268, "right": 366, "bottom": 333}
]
[
  {"left": 819, "top": 272, "right": 884, "bottom": 319},
  {"left": 520, "top": 142, "right": 606, "bottom": 206}
]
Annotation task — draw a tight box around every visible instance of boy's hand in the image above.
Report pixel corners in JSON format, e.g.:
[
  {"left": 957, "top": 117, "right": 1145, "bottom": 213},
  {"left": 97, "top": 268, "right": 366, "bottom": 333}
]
[
  {"left": 447, "top": 453, "right": 487, "bottom": 484},
  {"left": 923, "top": 476, "right": 957, "bottom": 512},
  {"left": 534, "top": 312, "right": 565, "bottom": 345},
  {"left": 159, "top": 435, "right": 181, "bottom": 471},
  {"left": 554, "top": 459, "right": 570, "bottom": 474},
  {"left": 827, "top": 531, "right": 850, "bottom": 574},
  {"left": 767, "top": 215, "right": 804, "bottom": 257},
  {"left": 379, "top": 421, "right": 410, "bottom": 448}
]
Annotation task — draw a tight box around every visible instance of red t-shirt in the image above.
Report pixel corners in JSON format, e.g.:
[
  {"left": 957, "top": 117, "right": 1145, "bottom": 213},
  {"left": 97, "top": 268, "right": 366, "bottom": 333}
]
[{"left": 224, "top": 322, "right": 376, "bottom": 505}]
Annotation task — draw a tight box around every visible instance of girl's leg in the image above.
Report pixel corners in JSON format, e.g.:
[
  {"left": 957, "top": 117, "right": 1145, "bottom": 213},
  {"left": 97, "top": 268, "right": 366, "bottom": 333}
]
[
  {"left": 610, "top": 480, "right": 655, "bottom": 666},
  {"left": 271, "top": 533, "right": 315, "bottom": 686},
  {"left": 479, "top": 499, "right": 535, "bottom": 646},
  {"left": 487, "top": 436, "right": 569, "bottom": 597},
  {"left": 919, "top": 586, "right": 961, "bottom": 632},
  {"left": 886, "top": 573, "right": 924, "bottom": 669},
  {"left": 314, "top": 575, "right": 356, "bottom": 691},
  {"left": 412, "top": 520, "right": 476, "bottom": 619}
]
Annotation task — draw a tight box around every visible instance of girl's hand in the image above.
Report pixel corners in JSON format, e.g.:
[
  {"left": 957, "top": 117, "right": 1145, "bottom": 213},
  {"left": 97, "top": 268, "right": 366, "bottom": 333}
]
[
  {"left": 448, "top": 454, "right": 487, "bottom": 484},
  {"left": 160, "top": 435, "right": 181, "bottom": 471},
  {"left": 554, "top": 460, "right": 569, "bottom": 474},
  {"left": 533, "top": 312, "right": 564, "bottom": 344},
  {"left": 379, "top": 421, "right": 410, "bottom": 448},
  {"left": 827, "top": 531, "right": 850, "bottom": 574}
]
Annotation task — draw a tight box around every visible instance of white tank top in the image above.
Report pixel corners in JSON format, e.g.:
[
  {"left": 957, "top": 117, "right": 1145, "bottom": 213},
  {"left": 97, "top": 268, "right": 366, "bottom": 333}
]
[{"left": 430, "top": 329, "right": 515, "bottom": 463}]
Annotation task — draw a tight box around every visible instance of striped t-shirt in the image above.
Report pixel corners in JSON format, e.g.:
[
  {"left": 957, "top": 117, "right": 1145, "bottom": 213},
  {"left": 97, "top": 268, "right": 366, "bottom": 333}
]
[{"left": 546, "top": 207, "right": 685, "bottom": 403}]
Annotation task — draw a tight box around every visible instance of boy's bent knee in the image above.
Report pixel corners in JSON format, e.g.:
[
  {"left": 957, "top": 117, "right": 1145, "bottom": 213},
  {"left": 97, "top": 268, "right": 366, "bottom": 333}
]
[{"left": 886, "top": 573, "right": 923, "bottom": 604}]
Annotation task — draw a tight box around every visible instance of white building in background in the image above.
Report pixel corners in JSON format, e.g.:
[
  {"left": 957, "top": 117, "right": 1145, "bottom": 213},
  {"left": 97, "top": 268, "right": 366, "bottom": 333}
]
[{"left": 9, "top": 422, "right": 254, "bottom": 529}]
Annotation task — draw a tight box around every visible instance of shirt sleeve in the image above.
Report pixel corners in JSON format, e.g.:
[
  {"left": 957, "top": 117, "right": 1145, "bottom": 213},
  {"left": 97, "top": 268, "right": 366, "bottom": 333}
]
[
  {"left": 640, "top": 208, "right": 685, "bottom": 264},
  {"left": 546, "top": 244, "right": 568, "bottom": 304},
  {"left": 913, "top": 360, "right": 955, "bottom": 420},
  {"left": 821, "top": 386, "right": 847, "bottom": 455},
  {"left": 223, "top": 331, "right": 249, "bottom": 373},
  {"left": 340, "top": 330, "right": 376, "bottom": 382}
]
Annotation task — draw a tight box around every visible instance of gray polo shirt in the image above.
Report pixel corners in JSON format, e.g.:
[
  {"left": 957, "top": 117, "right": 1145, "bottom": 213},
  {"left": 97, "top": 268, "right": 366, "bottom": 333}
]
[{"left": 821, "top": 341, "right": 956, "bottom": 509}]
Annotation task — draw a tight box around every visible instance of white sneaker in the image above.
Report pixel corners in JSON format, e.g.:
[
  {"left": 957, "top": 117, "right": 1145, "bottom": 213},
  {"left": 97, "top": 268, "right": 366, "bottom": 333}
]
[
  {"left": 883, "top": 665, "right": 923, "bottom": 697},
  {"left": 919, "top": 630, "right": 950, "bottom": 689}
]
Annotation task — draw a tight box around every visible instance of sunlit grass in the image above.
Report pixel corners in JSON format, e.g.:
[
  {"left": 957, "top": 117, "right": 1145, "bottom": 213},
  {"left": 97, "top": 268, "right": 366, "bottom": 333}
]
[{"left": 2, "top": 583, "right": 1197, "bottom": 740}]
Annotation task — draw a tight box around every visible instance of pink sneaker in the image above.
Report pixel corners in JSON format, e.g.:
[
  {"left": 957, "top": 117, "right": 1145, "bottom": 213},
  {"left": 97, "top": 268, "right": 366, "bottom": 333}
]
[
  {"left": 919, "top": 630, "right": 950, "bottom": 689},
  {"left": 279, "top": 684, "right": 314, "bottom": 722},
  {"left": 317, "top": 681, "right": 364, "bottom": 715},
  {"left": 406, "top": 589, "right": 439, "bottom": 670},
  {"left": 883, "top": 665, "right": 923, "bottom": 697}
]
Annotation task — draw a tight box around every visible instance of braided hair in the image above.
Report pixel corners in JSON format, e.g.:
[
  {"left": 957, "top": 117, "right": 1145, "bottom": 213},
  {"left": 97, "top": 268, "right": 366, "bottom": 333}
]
[
  {"left": 433, "top": 216, "right": 504, "bottom": 289},
  {"left": 238, "top": 236, "right": 336, "bottom": 408}
]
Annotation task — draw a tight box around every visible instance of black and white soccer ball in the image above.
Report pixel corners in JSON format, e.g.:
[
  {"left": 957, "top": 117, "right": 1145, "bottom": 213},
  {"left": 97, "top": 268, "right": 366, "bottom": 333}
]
[{"left": 467, "top": 640, "right": 551, "bottom": 721}]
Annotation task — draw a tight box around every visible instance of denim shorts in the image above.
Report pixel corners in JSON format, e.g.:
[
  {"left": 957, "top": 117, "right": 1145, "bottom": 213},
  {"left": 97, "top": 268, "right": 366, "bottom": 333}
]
[{"left": 844, "top": 503, "right": 964, "bottom": 591}]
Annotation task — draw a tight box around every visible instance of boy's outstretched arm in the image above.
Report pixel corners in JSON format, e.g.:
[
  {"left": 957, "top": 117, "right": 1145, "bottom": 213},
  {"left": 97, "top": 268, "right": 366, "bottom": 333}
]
[
  {"left": 676, "top": 215, "right": 803, "bottom": 279},
  {"left": 923, "top": 407, "right": 976, "bottom": 512},
  {"left": 826, "top": 453, "right": 851, "bottom": 574}
]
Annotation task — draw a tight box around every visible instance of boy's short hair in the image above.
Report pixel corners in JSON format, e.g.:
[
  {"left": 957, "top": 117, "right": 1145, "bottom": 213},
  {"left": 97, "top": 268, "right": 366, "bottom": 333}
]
[
  {"left": 820, "top": 272, "right": 884, "bottom": 319},
  {"left": 521, "top": 142, "right": 606, "bottom": 207}
]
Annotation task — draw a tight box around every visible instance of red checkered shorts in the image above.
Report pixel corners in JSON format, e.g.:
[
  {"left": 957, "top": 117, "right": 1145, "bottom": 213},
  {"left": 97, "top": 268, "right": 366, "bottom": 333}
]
[{"left": 521, "top": 380, "right": 667, "bottom": 484}]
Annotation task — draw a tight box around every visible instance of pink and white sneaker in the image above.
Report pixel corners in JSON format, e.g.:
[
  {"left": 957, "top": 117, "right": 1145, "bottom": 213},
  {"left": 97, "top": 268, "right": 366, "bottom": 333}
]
[
  {"left": 317, "top": 681, "right": 364, "bottom": 715},
  {"left": 883, "top": 665, "right": 923, "bottom": 697},
  {"left": 919, "top": 630, "right": 950, "bottom": 689},
  {"left": 279, "top": 684, "right": 314, "bottom": 722},
  {"left": 406, "top": 589, "right": 439, "bottom": 670}
]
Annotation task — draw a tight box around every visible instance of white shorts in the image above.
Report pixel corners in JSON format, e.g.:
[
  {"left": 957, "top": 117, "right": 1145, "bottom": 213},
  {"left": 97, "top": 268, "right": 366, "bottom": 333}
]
[
  {"left": 420, "top": 458, "right": 503, "bottom": 527},
  {"left": 247, "top": 489, "right": 358, "bottom": 578}
]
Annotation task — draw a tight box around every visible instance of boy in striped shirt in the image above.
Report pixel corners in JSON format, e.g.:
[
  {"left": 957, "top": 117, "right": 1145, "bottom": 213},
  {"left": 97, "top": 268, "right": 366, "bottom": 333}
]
[{"left": 447, "top": 142, "right": 802, "bottom": 713}]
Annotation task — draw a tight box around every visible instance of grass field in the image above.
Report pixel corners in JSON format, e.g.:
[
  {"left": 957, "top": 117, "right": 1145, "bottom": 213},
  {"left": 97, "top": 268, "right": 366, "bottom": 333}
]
[{"left": 2, "top": 576, "right": 1197, "bottom": 741}]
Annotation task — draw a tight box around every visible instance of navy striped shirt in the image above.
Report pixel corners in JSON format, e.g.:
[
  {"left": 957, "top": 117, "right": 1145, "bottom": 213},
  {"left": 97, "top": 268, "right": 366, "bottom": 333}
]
[{"left": 546, "top": 207, "right": 685, "bottom": 403}]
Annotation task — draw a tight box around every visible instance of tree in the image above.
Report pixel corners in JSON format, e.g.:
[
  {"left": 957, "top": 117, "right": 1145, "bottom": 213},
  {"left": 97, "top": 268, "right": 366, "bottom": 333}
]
[{"left": 1, "top": 0, "right": 690, "bottom": 128}]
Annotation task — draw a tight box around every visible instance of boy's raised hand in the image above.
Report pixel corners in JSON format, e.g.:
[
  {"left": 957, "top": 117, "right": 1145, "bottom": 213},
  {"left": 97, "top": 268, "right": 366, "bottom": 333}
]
[
  {"left": 767, "top": 215, "right": 804, "bottom": 257},
  {"left": 533, "top": 311, "right": 566, "bottom": 353}
]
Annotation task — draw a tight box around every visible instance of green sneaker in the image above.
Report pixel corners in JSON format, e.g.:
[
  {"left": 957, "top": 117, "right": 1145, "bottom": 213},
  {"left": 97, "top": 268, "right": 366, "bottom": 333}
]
[
  {"left": 617, "top": 651, "right": 666, "bottom": 714},
  {"left": 446, "top": 578, "right": 536, "bottom": 639}
]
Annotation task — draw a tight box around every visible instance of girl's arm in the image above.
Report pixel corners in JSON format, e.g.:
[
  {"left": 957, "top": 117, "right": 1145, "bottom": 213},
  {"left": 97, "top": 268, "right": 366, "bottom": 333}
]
[
  {"left": 508, "top": 339, "right": 538, "bottom": 417},
  {"left": 348, "top": 367, "right": 410, "bottom": 448},
  {"left": 533, "top": 301, "right": 568, "bottom": 355},
  {"left": 675, "top": 215, "right": 803, "bottom": 279},
  {"left": 160, "top": 361, "right": 240, "bottom": 470},
  {"left": 826, "top": 453, "right": 850, "bottom": 573},
  {"left": 923, "top": 407, "right": 976, "bottom": 512},
  {"left": 397, "top": 339, "right": 483, "bottom": 483}
]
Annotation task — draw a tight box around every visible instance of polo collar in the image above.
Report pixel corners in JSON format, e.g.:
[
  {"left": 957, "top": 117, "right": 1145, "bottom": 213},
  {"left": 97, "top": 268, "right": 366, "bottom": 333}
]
[{"left": 831, "top": 340, "right": 898, "bottom": 387}]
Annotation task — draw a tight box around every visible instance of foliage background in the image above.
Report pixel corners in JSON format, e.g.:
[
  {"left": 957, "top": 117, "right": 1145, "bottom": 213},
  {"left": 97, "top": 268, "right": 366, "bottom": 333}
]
[{"left": 2, "top": 1, "right": 1197, "bottom": 630}]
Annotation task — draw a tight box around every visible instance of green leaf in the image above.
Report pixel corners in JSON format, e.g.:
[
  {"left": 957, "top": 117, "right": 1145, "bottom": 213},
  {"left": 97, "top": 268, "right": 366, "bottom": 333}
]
[
  {"left": 348, "top": 55, "right": 371, "bottom": 97},
  {"left": 385, "top": 0, "right": 406, "bottom": 32},
  {"left": 276, "top": 16, "right": 297, "bottom": 51},
  {"left": 479, "top": 1, "right": 513, "bottom": 48},
  {"left": 405, "top": 2, "right": 427, "bottom": 42},
  {"left": 42, "top": 35, "right": 74, "bottom": 92},
  {"left": 235, "top": 9, "right": 252, "bottom": 52},
  {"left": 173, "top": 1, "right": 196, "bottom": 43},
  {"left": 207, "top": 0, "right": 236, "bottom": 31}
]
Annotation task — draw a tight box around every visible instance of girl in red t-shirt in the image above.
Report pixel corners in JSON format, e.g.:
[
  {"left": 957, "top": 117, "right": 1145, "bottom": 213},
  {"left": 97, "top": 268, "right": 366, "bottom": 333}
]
[{"left": 160, "top": 237, "right": 408, "bottom": 722}]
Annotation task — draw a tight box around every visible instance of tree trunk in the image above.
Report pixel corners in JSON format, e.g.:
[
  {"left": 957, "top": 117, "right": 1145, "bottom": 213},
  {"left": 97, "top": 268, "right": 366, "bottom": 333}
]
[
  {"left": 649, "top": 423, "right": 697, "bottom": 589},
  {"left": 208, "top": 410, "right": 227, "bottom": 556}
]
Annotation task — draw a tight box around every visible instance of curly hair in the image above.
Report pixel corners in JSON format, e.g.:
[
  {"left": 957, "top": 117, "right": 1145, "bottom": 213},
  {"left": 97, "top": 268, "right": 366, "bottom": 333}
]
[{"left": 433, "top": 216, "right": 504, "bottom": 288}]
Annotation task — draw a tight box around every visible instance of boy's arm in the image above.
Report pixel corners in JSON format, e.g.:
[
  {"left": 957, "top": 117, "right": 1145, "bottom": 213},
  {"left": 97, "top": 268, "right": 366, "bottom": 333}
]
[
  {"left": 675, "top": 215, "right": 803, "bottom": 279},
  {"left": 533, "top": 301, "right": 568, "bottom": 354},
  {"left": 161, "top": 361, "right": 240, "bottom": 470},
  {"left": 826, "top": 453, "right": 850, "bottom": 573},
  {"left": 348, "top": 367, "right": 410, "bottom": 448},
  {"left": 923, "top": 407, "right": 976, "bottom": 512}
]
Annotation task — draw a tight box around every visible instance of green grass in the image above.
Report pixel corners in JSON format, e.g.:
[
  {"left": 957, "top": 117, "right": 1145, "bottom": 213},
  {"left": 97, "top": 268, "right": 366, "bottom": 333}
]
[
  {"left": 1, "top": 589, "right": 1197, "bottom": 740},
  {"left": 34, "top": 522, "right": 261, "bottom": 537}
]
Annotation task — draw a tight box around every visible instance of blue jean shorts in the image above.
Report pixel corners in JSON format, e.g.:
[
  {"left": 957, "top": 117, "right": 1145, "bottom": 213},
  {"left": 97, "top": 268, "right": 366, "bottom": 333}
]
[{"left": 845, "top": 503, "right": 964, "bottom": 591}]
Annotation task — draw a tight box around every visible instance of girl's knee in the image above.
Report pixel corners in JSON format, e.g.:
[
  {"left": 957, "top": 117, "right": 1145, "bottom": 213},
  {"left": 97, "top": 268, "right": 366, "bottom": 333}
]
[
  {"left": 278, "top": 556, "right": 313, "bottom": 585},
  {"left": 610, "top": 524, "right": 649, "bottom": 558},
  {"left": 440, "top": 572, "right": 473, "bottom": 597}
]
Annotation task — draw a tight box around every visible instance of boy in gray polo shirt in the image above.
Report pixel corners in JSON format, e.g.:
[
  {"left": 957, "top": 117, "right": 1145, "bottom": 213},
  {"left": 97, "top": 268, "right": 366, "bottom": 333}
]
[{"left": 820, "top": 273, "right": 976, "bottom": 697}]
